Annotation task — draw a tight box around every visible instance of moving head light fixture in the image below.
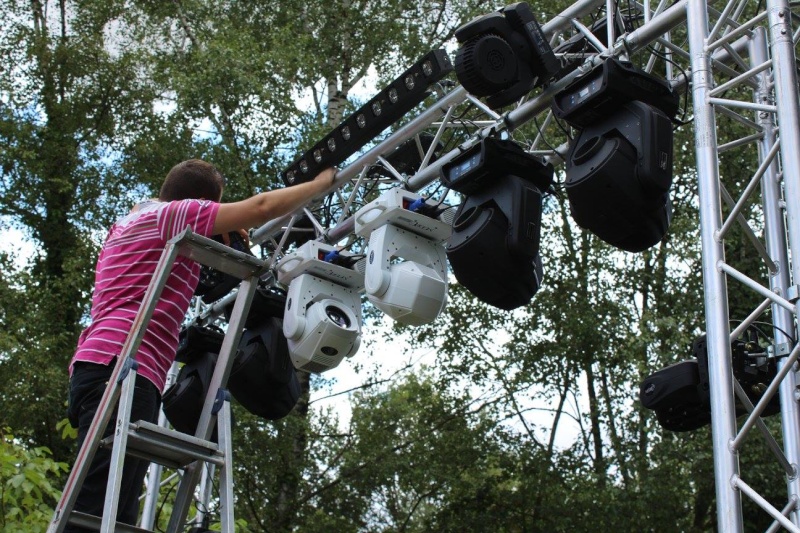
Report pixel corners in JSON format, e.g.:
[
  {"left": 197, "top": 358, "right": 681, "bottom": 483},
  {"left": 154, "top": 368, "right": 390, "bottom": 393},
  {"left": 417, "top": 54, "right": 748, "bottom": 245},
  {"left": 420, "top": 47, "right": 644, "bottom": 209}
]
[
  {"left": 282, "top": 49, "right": 453, "bottom": 186},
  {"left": 454, "top": 2, "right": 559, "bottom": 110},
  {"left": 276, "top": 241, "right": 364, "bottom": 373},
  {"left": 639, "top": 331, "right": 780, "bottom": 432},
  {"left": 441, "top": 137, "right": 553, "bottom": 310},
  {"left": 553, "top": 58, "right": 680, "bottom": 252},
  {"left": 354, "top": 188, "right": 451, "bottom": 325}
]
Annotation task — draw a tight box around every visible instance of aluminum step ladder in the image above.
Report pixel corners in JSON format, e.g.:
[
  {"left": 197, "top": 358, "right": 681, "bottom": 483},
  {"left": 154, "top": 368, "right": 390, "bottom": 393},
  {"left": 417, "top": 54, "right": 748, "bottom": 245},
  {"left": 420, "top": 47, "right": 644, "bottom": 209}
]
[{"left": 48, "top": 227, "right": 267, "bottom": 533}]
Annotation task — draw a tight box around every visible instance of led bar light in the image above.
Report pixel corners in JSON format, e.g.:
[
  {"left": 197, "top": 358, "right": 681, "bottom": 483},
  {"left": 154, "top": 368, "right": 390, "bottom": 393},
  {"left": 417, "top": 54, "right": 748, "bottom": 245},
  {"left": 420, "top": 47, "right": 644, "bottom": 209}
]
[{"left": 282, "top": 49, "right": 453, "bottom": 185}]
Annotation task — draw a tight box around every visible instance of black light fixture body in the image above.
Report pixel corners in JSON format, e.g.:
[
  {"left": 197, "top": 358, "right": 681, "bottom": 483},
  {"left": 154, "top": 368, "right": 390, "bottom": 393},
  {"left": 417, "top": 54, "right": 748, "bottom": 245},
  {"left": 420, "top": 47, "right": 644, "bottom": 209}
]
[
  {"left": 552, "top": 57, "right": 679, "bottom": 127},
  {"left": 640, "top": 332, "right": 780, "bottom": 432},
  {"left": 565, "top": 100, "right": 674, "bottom": 252},
  {"left": 454, "top": 2, "right": 558, "bottom": 109},
  {"left": 442, "top": 138, "right": 553, "bottom": 310},
  {"left": 228, "top": 318, "right": 300, "bottom": 421}
]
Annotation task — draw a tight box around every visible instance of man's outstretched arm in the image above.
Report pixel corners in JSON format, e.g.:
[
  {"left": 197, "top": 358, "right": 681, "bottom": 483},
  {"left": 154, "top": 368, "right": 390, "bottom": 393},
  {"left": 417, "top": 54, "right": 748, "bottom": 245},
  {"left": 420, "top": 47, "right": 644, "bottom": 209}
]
[{"left": 212, "top": 168, "right": 335, "bottom": 235}]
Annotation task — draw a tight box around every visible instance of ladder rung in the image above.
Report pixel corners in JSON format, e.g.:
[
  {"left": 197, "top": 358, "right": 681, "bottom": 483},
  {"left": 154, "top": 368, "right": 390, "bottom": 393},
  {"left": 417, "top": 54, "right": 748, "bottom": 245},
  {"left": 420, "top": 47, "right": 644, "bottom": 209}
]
[
  {"left": 68, "top": 511, "right": 152, "bottom": 532},
  {"left": 172, "top": 229, "right": 266, "bottom": 280},
  {"left": 101, "top": 420, "right": 224, "bottom": 469}
]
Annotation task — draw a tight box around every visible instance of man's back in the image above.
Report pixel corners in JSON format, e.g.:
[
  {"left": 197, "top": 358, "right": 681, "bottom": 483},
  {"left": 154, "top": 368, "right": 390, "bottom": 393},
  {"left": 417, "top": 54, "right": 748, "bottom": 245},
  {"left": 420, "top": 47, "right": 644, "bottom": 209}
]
[{"left": 72, "top": 199, "right": 219, "bottom": 391}]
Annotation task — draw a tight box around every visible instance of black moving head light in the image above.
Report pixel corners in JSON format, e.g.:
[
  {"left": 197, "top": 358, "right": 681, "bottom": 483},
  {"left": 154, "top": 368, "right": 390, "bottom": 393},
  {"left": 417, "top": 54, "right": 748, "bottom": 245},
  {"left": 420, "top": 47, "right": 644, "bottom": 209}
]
[
  {"left": 639, "top": 331, "right": 780, "bottom": 432},
  {"left": 454, "top": 2, "right": 559, "bottom": 110},
  {"left": 565, "top": 101, "right": 674, "bottom": 252},
  {"left": 554, "top": 58, "right": 679, "bottom": 252},
  {"left": 441, "top": 137, "right": 553, "bottom": 310},
  {"left": 229, "top": 318, "right": 300, "bottom": 420},
  {"left": 552, "top": 57, "right": 679, "bottom": 128}
]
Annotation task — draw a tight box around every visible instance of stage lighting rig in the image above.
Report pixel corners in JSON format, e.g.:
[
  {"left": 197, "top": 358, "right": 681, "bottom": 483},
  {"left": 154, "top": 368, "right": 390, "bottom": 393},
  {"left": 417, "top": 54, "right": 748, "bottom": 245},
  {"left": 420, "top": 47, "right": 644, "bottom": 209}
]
[
  {"left": 276, "top": 241, "right": 364, "bottom": 373},
  {"left": 553, "top": 58, "right": 679, "bottom": 253},
  {"left": 441, "top": 137, "right": 553, "bottom": 310},
  {"left": 354, "top": 188, "right": 451, "bottom": 325},
  {"left": 282, "top": 49, "right": 453, "bottom": 186},
  {"left": 639, "top": 331, "right": 780, "bottom": 432},
  {"left": 453, "top": 2, "right": 559, "bottom": 110}
]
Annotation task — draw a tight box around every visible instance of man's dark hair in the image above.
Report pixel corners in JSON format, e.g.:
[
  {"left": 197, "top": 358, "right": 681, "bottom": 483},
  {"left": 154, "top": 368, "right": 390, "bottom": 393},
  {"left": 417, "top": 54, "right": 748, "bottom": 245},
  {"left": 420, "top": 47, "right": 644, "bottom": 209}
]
[{"left": 160, "top": 159, "right": 225, "bottom": 202}]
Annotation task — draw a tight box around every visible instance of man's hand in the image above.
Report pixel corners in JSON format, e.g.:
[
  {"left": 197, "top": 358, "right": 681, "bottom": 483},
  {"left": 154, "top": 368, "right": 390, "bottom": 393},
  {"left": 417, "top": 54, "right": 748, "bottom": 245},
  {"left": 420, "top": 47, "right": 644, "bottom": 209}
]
[
  {"left": 221, "top": 229, "right": 249, "bottom": 246},
  {"left": 313, "top": 167, "right": 337, "bottom": 188}
]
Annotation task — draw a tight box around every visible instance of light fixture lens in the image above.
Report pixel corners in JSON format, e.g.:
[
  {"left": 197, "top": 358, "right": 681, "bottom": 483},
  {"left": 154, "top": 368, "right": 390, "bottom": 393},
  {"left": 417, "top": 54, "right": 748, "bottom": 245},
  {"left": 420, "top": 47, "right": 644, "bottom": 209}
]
[
  {"left": 327, "top": 138, "right": 336, "bottom": 151},
  {"left": 371, "top": 101, "right": 382, "bottom": 116},
  {"left": 405, "top": 75, "right": 415, "bottom": 90},
  {"left": 388, "top": 88, "right": 399, "bottom": 103},
  {"left": 341, "top": 126, "right": 351, "bottom": 140},
  {"left": 422, "top": 60, "right": 433, "bottom": 76},
  {"left": 313, "top": 149, "right": 323, "bottom": 163},
  {"left": 299, "top": 160, "right": 309, "bottom": 173},
  {"left": 356, "top": 113, "right": 366, "bottom": 128},
  {"left": 286, "top": 170, "right": 296, "bottom": 184}
]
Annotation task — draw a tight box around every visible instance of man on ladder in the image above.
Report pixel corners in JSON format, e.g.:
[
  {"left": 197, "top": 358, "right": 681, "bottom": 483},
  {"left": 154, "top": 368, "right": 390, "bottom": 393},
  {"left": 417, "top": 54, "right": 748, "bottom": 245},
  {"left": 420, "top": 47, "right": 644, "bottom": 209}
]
[{"left": 63, "top": 159, "right": 335, "bottom": 532}]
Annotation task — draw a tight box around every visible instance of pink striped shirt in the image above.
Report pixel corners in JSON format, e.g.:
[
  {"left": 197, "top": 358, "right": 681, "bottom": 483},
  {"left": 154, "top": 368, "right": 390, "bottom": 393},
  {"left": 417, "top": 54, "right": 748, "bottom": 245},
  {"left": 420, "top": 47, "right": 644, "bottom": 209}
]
[{"left": 71, "top": 199, "right": 220, "bottom": 391}]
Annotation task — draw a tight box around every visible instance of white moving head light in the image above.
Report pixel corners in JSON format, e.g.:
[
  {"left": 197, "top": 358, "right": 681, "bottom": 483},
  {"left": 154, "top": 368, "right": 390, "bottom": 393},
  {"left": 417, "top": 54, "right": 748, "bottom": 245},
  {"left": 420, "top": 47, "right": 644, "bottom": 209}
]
[
  {"left": 277, "top": 241, "right": 364, "bottom": 373},
  {"left": 354, "top": 188, "right": 450, "bottom": 325}
]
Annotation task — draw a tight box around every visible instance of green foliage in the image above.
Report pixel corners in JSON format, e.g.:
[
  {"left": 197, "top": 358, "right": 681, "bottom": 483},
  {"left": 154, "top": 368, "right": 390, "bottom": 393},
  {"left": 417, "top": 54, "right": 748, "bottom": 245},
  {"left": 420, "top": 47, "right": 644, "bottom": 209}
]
[{"left": 0, "top": 428, "right": 67, "bottom": 532}]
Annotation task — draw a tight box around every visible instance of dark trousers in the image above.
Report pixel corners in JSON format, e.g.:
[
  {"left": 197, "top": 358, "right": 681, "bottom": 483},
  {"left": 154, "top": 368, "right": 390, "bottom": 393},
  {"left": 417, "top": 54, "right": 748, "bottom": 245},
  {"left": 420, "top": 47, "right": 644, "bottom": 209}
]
[{"left": 65, "top": 361, "right": 161, "bottom": 532}]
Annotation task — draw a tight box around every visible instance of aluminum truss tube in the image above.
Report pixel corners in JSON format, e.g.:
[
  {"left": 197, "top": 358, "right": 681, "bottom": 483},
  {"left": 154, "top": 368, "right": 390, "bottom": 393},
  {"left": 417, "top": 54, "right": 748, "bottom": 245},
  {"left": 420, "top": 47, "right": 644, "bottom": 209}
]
[
  {"left": 767, "top": 0, "right": 800, "bottom": 318},
  {"left": 250, "top": 86, "right": 468, "bottom": 245},
  {"left": 687, "top": 0, "right": 743, "bottom": 530},
  {"left": 752, "top": 25, "right": 800, "bottom": 523}
]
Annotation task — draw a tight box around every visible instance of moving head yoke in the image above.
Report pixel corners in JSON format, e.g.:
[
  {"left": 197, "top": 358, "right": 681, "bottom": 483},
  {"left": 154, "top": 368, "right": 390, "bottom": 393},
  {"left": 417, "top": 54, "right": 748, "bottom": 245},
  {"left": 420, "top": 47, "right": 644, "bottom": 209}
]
[
  {"left": 441, "top": 137, "right": 553, "bottom": 310},
  {"left": 354, "top": 188, "right": 451, "bottom": 325},
  {"left": 454, "top": 2, "right": 559, "bottom": 109}
]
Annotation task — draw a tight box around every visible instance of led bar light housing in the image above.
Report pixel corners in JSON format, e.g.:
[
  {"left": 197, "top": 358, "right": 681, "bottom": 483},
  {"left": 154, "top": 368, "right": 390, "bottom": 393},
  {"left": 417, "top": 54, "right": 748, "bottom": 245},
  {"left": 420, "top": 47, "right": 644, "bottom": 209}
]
[{"left": 282, "top": 49, "right": 453, "bottom": 186}]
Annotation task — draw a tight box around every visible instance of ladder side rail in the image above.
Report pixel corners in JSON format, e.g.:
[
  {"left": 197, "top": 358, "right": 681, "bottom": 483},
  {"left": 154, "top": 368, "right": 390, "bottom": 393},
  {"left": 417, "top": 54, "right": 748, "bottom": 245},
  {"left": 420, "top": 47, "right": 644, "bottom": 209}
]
[
  {"left": 139, "top": 362, "right": 181, "bottom": 530},
  {"left": 48, "top": 239, "right": 184, "bottom": 533},
  {"left": 216, "top": 397, "right": 235, "bottom": 532},
  {"left": 686, "top": 0, "right": 743, "bottom": 530},
  {"left": 167, "top": 275, "right": 261, "bottom": 532},
  {"left": 751, "top": 25, "right": 800, "bottom": 526},
  {"left": 102, "top": 361, "right": 140, "bottom": 532}
]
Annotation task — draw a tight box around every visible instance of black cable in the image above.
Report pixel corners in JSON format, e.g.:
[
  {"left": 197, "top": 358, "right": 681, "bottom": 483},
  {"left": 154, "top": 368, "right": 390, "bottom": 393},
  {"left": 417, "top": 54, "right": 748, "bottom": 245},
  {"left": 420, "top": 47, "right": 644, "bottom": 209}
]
[
  {"left": 646, "top": 44, "right": 692, "bottom": 126},
  {"left": 532, "top": 115, "right": 566, "bottom": 160},
  {"left": 752, "top": 320, "right": 798, "bottom": 345}
]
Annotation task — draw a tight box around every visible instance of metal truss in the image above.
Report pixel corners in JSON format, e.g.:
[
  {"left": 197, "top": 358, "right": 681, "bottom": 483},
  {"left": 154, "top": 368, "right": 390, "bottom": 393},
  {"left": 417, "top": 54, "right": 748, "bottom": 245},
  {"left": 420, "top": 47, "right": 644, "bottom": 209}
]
[{"left": 182, "top": 0, "right": 800, "bottom": 530}]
